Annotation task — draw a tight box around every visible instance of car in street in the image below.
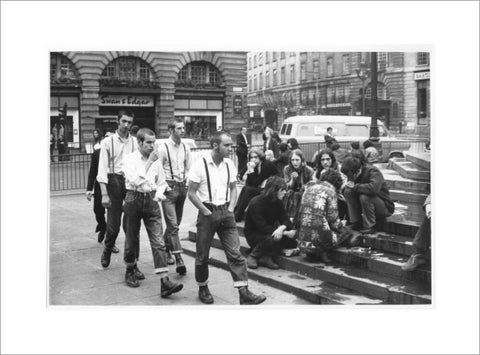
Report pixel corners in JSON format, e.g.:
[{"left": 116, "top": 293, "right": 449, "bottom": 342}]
[{"left": 279, "top": 115, "right": 411, "bottom": 163}]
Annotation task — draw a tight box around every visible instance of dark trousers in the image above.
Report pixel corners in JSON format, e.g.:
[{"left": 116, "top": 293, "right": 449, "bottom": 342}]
[
  {"left": 123, "top": 191, "right": 168, "bottom": 275},
  {"left": 237, "top": 152, "right": 248, "bottom": 179},
  {"left": 246, "top": 231, "right": 297, "bottom": 258},
  {"left": 93, "top": 192, "right": 106, "bottom": 233},
  {"left": 413, "top": 216, "right": 431, "bottom": 255},
  {"left": 104, "top": 174, "right": 127, "bottom": 251},
  {"left": 343, "top": 188, "right": 392, "bottom": 229},
  {"left": 234, "top": 186, "right": 262, "bottom": 222},
  {"left": 195, "top": 207, "right": 248, "bottom": 288},
  {"left": 161, "top": 182, "right": 187, "bottom": 254}
]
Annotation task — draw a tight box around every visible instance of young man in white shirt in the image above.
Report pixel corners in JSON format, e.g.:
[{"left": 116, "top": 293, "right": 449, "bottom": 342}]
[
  {"left": 97, "top": 110, "right": 138, "bottom": 269},
  {"left": 122, "top": 128, "right": 183, "bottom": 297},
  {"left": 158, "top": 118, "right": 191, "bottom": 275},
  {"left": 188, "top": 132, "right": 266, "bottom": 305}
]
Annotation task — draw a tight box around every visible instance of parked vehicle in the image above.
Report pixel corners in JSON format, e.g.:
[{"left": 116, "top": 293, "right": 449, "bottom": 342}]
[{"left": 279, "top": 115, "right": 411, "bottom": 163}]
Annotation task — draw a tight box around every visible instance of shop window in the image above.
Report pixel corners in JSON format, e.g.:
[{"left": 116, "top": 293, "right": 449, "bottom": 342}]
[
  {"left": 183, "top": 116, "right": 217, "bottom": 139},
  {"left": 417, "top": 52, "right": 430, "bottom": 66},
  {"left": 175, "top": 61, "right": 223, "bottom": 88},
  {"left": 417, "top": 80, "right": 429, "bottom": 125},
  {"left": 327, "top": 57, "right": 333, "bottom": 77},
  {"left": 50, "top": 53, "right": 80, "bottom": 84}
]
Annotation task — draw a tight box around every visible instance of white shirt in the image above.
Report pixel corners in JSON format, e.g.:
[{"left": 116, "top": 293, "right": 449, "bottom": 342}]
[
  {"left": 157, "top": 137, "right": 192, "bottom": 182},
  {"left": 189, "top": 153, "right": 237, "bottom": 205},
  {"left": 123, "top": 150, "right": 167, "bottom": 198},
  {"left": 242, "top": 133, "right": 248, "bottom": 145},
  {"left": 97, "top": 132, "right": 138, "bottom": 184}
]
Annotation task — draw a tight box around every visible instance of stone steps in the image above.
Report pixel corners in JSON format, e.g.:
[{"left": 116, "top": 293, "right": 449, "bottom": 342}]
[
  {"left": 181, "top": 238, "right": 384, "bottom": 305},
  {"left": 389, "top": 158, "right": 430, "bottom": 181},
  {"left": 361, "top": 231, "right": 415, "bottom": 256},
  {"left": 405, "top": 152, "right": 431, "bottom": 170},
  {"left": 186, "top": 230, "right": 431, "bottom": 304}
]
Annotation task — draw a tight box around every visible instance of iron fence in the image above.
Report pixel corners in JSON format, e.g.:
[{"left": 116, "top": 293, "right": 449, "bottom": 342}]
[{"left": 50, "top": 140, "right": 428, "bottom": 191}]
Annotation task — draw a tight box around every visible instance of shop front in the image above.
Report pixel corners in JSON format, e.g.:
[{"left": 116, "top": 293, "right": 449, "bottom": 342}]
[
  {"left": 50, "top": 96, "right": 81, "bottom": 149},
  {"left": 97, "top": 94, "right": 156, "bottom": 134}
]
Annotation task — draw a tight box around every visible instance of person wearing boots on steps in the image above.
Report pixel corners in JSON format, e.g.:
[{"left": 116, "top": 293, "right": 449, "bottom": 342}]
[
  {"left": 122, "top": 128, "right": 183, "bottom": 297},
  {"left": 188, "top": 132, "right": 266, "bottom": 305},
  {"left": 244, "top": 176, "right": 298, "bottom": 270},
  {"left": 158, "top": 118, "right": 191, "bottom": 275},
  {"left": 97, "top": 110, "right": 138, "bottom": 269}
]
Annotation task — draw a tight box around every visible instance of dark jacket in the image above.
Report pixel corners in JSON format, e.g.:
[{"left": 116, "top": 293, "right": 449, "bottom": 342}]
[
  {"left": 273, "top": 150, "right": 290, "bottom": 175},
  {"left": 87, "top": 148, "right": 101, "bottom": 196},
  {"left": 324, "top": 134, "right": 337, "bottom": 148},
  {"left": 263, "top": 138, "right": 279, "bottom": 158},
  {"left": 244, "top": 194, "right": 292, "bottom": 238},
  {"left": 353, "top": 165, "right": 395, "bottom": 213},
  {"left": 246, "top": 160, "right": 279, "bottom": 188},
  {"left": 236, "top": 133, "right": 248, "bottom": 156}
]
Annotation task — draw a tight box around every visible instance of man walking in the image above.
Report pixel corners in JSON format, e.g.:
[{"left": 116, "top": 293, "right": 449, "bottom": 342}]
[
  {"left": 97, "top": 110, "right": 137, "bottom": 269},
  {"left": 158, "top": 118, "right": 191, "bottom": 275},
  {"left": 236, "top": 126, "right": 249, "bottom": 181},
  {"left": 188, "top": 132, "right": 266, "bottom": 305},
  {"left": 324, "top": 127, "right": 337, "bottom": 149},
  {"left": 122, "top": 128, "right": 183, "bottom": 297}
]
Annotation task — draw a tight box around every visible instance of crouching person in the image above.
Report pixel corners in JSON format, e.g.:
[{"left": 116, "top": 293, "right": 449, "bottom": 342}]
[
  {"left": 244, "top": 176, "right": 298, "bottom": 270},
  {"left": 341, "top": 157, "right": 394, "bottom": 234},
  {"left": 122, "top": 128, "right": 183, "bottom": 298},
  {"left": 297, "top": 169, "right": 353, "bottom": 263}
]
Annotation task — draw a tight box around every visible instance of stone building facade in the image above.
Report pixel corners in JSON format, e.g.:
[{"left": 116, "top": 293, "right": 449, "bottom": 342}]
[
  {"left": 246, "top": 51, "right": 430, "bottom": 136},
  {"left": 50, "top": 51, "right": 248, "bottom": 150}
]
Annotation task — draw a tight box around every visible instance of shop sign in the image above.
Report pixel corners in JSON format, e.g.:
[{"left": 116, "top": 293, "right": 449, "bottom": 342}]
[
  {"left": 233, "top": 95, "right": 243, "bottom": 115},
  {"left": 326, "top": 102, "right": 351, "bottom": 108},
  {"left": 233, "top": 87, "right": 243, "bottom": 92},
  {"left": 414, "top": 71, "right": 430, "bottom": 80},
  {"left": 99, "top": 95, "right": 154, "bottom": 107}
]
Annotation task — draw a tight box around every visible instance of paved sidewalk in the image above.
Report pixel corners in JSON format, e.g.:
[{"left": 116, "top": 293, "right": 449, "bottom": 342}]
[{"left": 49, "top": 193, "right": 311, "bottom": 306}]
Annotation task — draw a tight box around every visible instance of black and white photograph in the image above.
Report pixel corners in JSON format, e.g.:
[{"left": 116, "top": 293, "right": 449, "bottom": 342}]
[{"left": 1, "top": 2, "right": 479, "bottom": 354}]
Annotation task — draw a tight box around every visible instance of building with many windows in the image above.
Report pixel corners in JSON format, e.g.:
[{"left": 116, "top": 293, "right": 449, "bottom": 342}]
[
  {"left": 246, "top": 51, "right": 430, "bottom": 136},
  {"left": 50, "top": 51, "right": 248, "bottom": 150}
]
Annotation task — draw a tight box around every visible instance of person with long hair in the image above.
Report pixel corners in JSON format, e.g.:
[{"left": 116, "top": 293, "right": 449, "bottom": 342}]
[
  {"left": 273, "top": 142, "right": 290, "bottom": 176},
  {"left": 234, "top": 148, "right": 278, "bottom": 222},
  {"left": 244, "top": 176, "right": 298, "bottom": 270},
  {"left": 297, "top": 169, "right": 353, "bottom": 263},
  {"left": 283, "top": 149, "right": 314, "bottom": 220},
  {"left": 263, "top": 126, "right": 279, "bottom": 158}
]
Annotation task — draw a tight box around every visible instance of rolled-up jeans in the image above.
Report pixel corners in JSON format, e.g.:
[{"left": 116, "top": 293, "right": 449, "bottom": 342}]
[
  {"left": 161, "top": 181, "right": 187, "bottom": 254},
  {"left": 123, "top": 190, "right": 168, "bottom": 276},
  {"left": 195, "top": 204, "right": 248, "bottom": 288},
  {"left": 104, "top": 174, "right": 127, "bottom": 251}
]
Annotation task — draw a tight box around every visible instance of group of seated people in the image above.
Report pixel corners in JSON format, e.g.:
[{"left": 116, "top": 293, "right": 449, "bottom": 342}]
[{"left": 233, "top": 140, "right": 429, "bottom": 273}]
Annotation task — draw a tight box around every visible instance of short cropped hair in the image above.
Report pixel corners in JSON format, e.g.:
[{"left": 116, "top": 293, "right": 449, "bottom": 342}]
[
  {"left": 262, "top": 176, "right": 287, "bottom": 201},
  {"left": 327, "top": 127, "right": 333, "bottom": 132},
  {"left": 136, "top": 128, "right": 156, "bottom": 143},
  {"left": 210, "top": 131, "right": 230, "bottom": 148},
  {"left": 341, "top": 157, "right": 363, "bottom": 180},
  {"left": 130, "top": 125, "right": 139, "bottom": 135},
  {"left": 351, "top": 141, "right": 360, "bottom": 150},
  {"left": 167, "top": 117, "right": 184, "bottom": 131},
  {"left": 118, "top": 109, "right": 134, "bottom": 120}
]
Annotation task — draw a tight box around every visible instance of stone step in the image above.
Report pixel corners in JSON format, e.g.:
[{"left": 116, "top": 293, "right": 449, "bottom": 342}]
[
  {"left": 390, "top": 189, "right": 429, "bottom": 205},
  {"left": 358, "top": 231, "right": 415, "bottom": 256},
  {"left": 187, "top": 231, "right": 431, "bottom": 304},
  {"left": 377, "top": 164, "right": 430, "bottom": 193},
  {"left": 406, "top": 152, "right": 431, "bottom": 170},
  {"left": 381, "top": 219, "right": 420, "bottom": 238},
  {"left": 389, "top": 158, "right": 431, "bottom": 181},
  {"left": 181, "top": 238, "right": 384, "bottom": 305}
]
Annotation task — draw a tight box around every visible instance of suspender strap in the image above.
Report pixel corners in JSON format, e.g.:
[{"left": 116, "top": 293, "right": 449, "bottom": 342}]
[
  {"left": 165, "top": 143, "right": 174, "bottom": 180},
  {"left": 110, "top": 135, "right": 114, "bottom": 174},
  {"left": 225, "top": 162, "right": 230, "bottom": 203},
  {"left": 182, "top": 143, "right": 186, "bottom": 181},
  {"left": 202, "top": 158, "right": 212, "bottom": 203}
]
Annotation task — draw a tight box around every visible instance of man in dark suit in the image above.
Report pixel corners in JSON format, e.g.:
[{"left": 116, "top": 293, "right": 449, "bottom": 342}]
[{"left": 236, "top": 127, "right": 249, "bottom": 180}]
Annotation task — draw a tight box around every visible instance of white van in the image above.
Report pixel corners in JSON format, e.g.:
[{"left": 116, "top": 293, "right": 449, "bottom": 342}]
[{"left": 279, "top": 115, "right": 410, "bottom": 162}]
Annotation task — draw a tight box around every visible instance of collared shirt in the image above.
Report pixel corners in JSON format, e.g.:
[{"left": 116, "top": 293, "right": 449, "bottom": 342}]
[
  {"left": 157, "top": 137, "right": 191, "bottom": 182},
  {"left": 123, "top": 150, "right": 167, "bottom": 198},
  {"left": 189, "top": 153, "right": 237, "bottom": 205},
  {"left": 97, "top": 132, "right": 137, "bottom": 184}
]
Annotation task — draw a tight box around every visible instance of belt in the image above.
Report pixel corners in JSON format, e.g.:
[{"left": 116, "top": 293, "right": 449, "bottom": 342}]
[
  {"left": 127, "top": 190, "right": 156, "bottom": 197},
  {"left": 203, "top": 202, "right": 229, "bottom": 211},
  {"left": 166, "top": 180, "right": 186, "bottom": 184}
]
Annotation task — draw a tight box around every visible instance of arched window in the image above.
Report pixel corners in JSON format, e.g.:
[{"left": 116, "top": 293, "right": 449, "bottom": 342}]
[
  {"left": 101, "top": 56, "right": 157, "bottom": 86},
  {"left": 50, "top": 53, "right": 80, "bottom": 84},
  {"left": 176, "top": 61, "right": 223, "bottom": 88}
]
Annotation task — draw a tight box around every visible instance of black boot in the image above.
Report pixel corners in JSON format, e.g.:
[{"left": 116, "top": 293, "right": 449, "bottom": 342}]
[
  {"left": 125, "top": 268, "right": 139, "bottom": 288},
  {"left": 198, "top": 285, "right": 214, "bottom": 304},
  {"left": 101, "top": 248, "right": 111, "bottom": 268},
  {"left": 238, "top": 287, "right": 266, "bottom": 305},
  {"left": 134, "top": 265, "right": 145, "bottom": 280},
  {"left": 175, "top": 255, "right": 187, "bottom": 275},
  {"left": 160, "top": 277, "right": 183, "bottom": 298}
]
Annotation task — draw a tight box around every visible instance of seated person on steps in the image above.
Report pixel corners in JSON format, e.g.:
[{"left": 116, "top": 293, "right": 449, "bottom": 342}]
[{"left": 244, "top": 176, "right": 298, "bottom": 270}]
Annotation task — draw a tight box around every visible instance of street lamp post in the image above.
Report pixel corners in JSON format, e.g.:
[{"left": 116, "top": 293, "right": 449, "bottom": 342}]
[
  {"left": 355, "top": 60, "right": 370, "bottom": 116},
  {"left": 370, "top": 52, "right": 379, "bottom": 143}
]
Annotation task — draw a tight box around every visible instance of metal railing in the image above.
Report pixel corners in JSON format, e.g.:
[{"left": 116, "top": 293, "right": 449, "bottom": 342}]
[{"left": 50, "top": 140, "right": 428, "bottom": 192}]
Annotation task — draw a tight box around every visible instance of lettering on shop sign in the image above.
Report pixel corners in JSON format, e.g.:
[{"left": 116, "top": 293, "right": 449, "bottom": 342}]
[
  {"left": 414, "top": 71, "right": 430, "bottom": 80},
  {"left": 99, "top": 95, "right": 154, "bottom": 107}
]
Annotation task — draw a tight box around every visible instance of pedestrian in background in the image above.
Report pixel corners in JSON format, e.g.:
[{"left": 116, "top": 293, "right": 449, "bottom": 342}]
[
  {"left": 122, "top": 128, "right": 183, "bottom": 297},
  {"left": 188, "top": 132, "right": 266, "bottom": 305},
  {"left": 86, "top": 129, "right": 106, "bottom": 243},
  {"left": 57, "top": 134, "right": 66, "bottom": 161},
  {"left": 324, "top": 127, "right": 337, "bottom": 149},
  {"left": 50, "top": 133, "right": 55, "bottom": 162},
  {"left": 97, "top": 110, "right": 137, "bottom": 268},
  {"left": 263, "top": 126, "right": 279, "bottom": 158},
  {"left": 287, "top": 138, "right": 299, "bottom": 151},
  {"left": 273, "top": 142, "right": 290, "bottom": 177},
  {"left": 158, "top": 118, "right": 191, "bottom": 275},
  {"left": 235, "top": 126, "right": 249, "bottom": 181}
]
